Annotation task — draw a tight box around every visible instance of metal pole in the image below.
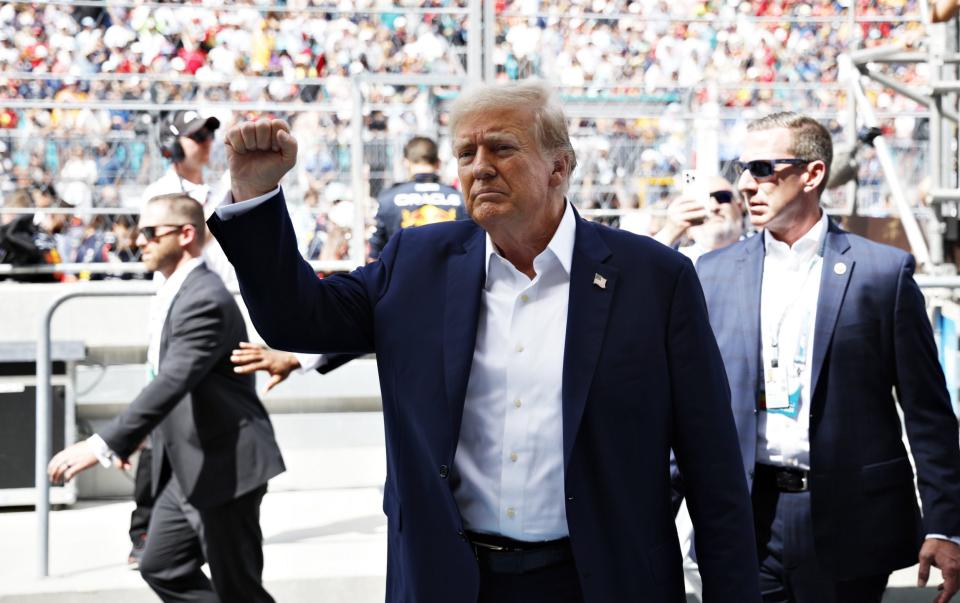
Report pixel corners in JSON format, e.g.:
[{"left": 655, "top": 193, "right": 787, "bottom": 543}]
[
  {"left": 857, "top": 69, "right": 960, "bottom": 123},
  {"left": 35, "top": 285, "right": 158, "bottom": 577},
  {"left": 850, "top": 75, "right": 933, "bottom": 267},
  {"left": 350, "top": 79, "right": 367, "bottom": 265},
  {"left": 468, "top": 0, "right": 482, "bottom": 81},
  {"left": 35, "top": 304, "right": 52, "bottom": 578},
  {"left": 483, "top": 0, "right": 496, "bottom": 82},
  {"left": 846, "top": 0, "right": 859, "bottom": 215}
]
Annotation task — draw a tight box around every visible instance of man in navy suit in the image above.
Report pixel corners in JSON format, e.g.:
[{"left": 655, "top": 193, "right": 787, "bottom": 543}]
[
  {"left": 693, "top": 112, "right": 960, "bottom": 602},
  {"left": 208, "top": 81, "right": 761, "bottom": 603}
]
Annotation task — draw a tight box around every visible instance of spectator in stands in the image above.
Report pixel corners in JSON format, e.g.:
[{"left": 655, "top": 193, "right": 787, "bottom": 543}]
[
  {"left": 58, "top": 144, "right": 98, "bottom": 209},
  {"left": 653, "top": 174, "right": 744, "bottom": 263},
  {"left": 73, "top": 214, "right": 110, "bottom": 280},
  {"left": 369, "top": 135, "right": 465, "bottom": 260}
]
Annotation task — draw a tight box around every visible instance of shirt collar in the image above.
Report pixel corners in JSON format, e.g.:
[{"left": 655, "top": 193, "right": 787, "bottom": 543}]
[
  {"left": 483, "top": 200, "right": 576, "bottom": 288},
  {"left": 157, "top": 257, "right": 204, "bottom": 297},
  {"left": 763, "top": 211, "right": 829, "bottom": 262}
]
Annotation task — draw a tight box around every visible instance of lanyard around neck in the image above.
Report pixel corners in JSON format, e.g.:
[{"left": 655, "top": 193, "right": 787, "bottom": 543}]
[{"left": 768, "top": 228, "right": 828, "bottom": 364}]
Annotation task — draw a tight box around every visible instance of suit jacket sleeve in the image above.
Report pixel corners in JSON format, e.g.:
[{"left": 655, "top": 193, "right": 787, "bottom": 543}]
[
  {"left": 98, "top": 291, "right": 230, "bottom": 458},
  {"left": 893, "top": 254, "right": 960, "bottom": 537},
  {"left": 208, "top": 190, "right": 394, "bottom": 356},
  {"left": 667, "top": 260, "right": 761, "bottom": 601}
]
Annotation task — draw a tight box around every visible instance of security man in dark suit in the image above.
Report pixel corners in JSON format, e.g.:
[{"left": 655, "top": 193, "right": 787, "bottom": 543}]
[
  {"left": 49, "top": 193, "right": 285, "bottom": 603},
  {"left": 369, "top": 136, "right": 465, "bottom": 259},
  {"left": 693, "top": 112, "right": 960, "bottom": 603}
]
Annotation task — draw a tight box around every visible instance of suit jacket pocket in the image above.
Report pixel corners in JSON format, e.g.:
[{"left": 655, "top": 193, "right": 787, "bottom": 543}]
[
  {"left": 860, "top": 456, "right": 914, "bottom": 493},
  {"left": 834, "top": 319, "right": 881, "bottom": 342}
]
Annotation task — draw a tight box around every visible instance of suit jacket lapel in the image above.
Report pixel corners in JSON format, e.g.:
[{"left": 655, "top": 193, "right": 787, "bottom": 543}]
[
  {"left": 562, "top": 218, "right": 617, "bottom": 469},
  {"left": 810, "top": 223, "right": 853, "bottom": 401},
  {"left": 444, "top": 227, "right": 486, "bottom": 444},
  {"left": 159, "top": 265, "right": 205, "bottom": 364},
  {"left": 738, "top": 234, "right": 765, "bottom": 405}
]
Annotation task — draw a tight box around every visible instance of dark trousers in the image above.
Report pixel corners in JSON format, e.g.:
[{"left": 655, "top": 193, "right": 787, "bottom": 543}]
[
  {"left": 477, "top": 555, "right": 583, "bottom": 603},
  {"left": 138, "top": 475, "right": 274, "bottom": 603},
  {"left": 752, "top": 467, "right": 889, "bottom": 603},
  {"left": 129, "top": 447, "right": 155, "bottom": 543}
]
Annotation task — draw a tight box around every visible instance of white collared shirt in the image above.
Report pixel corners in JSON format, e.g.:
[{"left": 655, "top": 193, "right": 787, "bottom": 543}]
[
  {"left": 147, "top": 257, "right": 205, "bottom": 374},
  {"left": 452, "top": 201, "right": 576, "bottom": 541},
  {"left": 757, "top": 213, "right": 828, "bottom": 470}
]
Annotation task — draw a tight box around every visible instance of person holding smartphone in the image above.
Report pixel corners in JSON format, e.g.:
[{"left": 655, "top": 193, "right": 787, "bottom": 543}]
[{"left": 653, "top": 174, "right": 744, "bottom": 263}]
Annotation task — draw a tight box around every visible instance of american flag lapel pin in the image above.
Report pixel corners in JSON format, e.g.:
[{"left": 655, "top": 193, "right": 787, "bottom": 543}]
[{"left": 593, "top": 273, "right": 607, "bottom": 289}]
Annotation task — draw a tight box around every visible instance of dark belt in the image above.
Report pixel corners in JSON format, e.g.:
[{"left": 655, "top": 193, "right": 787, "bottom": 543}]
[
  {"left": 757, "top": 463, "right": 809, "bottom": 493},
  {"left": 467, "top": 531, "right": 573, "bottom": 575}
]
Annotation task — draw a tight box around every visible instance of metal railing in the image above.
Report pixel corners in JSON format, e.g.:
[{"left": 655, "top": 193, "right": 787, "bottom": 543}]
[{"left": 34, "top": 283, "right": 157, "bottom": 577}]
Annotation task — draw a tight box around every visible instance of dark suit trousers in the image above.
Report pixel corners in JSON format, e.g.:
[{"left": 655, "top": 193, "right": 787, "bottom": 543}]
[
  {"left": 138, "top": 474, "right": 273, "bottom": 603},
  {"left": 477, "top": 556, "right": 583, "bottom": 603},
  {"left": 129, "top": 447, "right": 154, "bottom": 543},
  {"left": 753, "top": 469, "right": 888, "bottom": 603}
]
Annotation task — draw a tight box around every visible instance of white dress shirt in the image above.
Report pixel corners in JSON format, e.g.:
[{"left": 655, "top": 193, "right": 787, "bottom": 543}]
[
  {"left": 88, "top": 257, "right": 205, "bottom": 465},
  {"left": 757, "top": 213, "right": 827, "bottom": 470},
  {"left": 452, "top": 201, "right": 575, "bottom": 542}
]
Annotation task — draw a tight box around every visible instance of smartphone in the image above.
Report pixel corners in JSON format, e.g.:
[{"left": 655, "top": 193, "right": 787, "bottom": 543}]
[{"left": 681, "top": 169, "right": 708, "bottom": 225}]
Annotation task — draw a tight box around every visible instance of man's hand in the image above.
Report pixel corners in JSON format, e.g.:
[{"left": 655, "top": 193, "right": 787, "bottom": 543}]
[
  {"left": 231, "top": 342, "right": 301, "bottom": 394},
  {"left": 225, "top": 119, "right": 298, "bottom": 202},
  {"left": 918, "top": 538, "right": 960, "bottom": 603},
  {"left": 47, "top": 441, "right": 99, "bottom": 484},
  {"left": 653, "top": 196, "right": 708, "bottom": 246}
]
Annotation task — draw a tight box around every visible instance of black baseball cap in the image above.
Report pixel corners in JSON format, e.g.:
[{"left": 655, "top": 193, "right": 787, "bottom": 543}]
[{"left": 168, "top": 110, "right": 220, "bottom": 138}]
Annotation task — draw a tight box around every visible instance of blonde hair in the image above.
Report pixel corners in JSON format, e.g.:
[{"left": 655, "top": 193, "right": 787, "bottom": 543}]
[{"left": 449, "top": 80, "right": 577, "bottom": 188}]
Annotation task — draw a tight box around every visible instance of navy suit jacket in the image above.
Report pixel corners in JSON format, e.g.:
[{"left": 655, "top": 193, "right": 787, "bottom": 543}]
[
  {"left": 696, "top": 220, "right": 960, "bottom": 579},
  {"left": 209, "top": 192, "right": 761, "bottom": 603}
]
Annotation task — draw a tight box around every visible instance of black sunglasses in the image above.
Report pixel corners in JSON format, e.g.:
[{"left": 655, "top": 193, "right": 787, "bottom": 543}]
[
  {"left": 188, "top": 128, "right": 214, "bottom": 143},
  {"left": 710, "top": 190, "right": 734, "bottom": 204},
  {"left": 140, "top": 224, "right": 188, "bottom": 240},
  {"left": 733, "top": 158, "right": 809, "bottom": 179}
]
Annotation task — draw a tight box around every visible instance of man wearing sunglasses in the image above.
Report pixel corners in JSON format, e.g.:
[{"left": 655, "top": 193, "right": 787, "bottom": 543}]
[
  {"left": 653, "top": 175, "right": 744, "bottom": 263},
  {"left": 48, "top": 193, "right": 285, "bottom": 602},
  {"left": 687, "top": 112, "right": 960, "bottom": 603},
  {"left": 133, "top": 112, "right": 324, "bottom": 569}
]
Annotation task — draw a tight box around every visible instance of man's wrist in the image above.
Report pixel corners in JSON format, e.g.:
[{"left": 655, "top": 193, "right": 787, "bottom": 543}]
[
  {"left": 926, "top": 533, "right": 960, "bottom": 547},
  {"left": 654, "top": 223, "right": 686, "bottom": 246},
  {"left": 231, "top": 184, "right": 279, "bottom": 203}
]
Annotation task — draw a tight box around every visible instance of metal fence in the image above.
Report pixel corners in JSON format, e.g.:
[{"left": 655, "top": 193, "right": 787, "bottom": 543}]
[{"left": 0, "top": 0, "right": 944, "bottom": 278}]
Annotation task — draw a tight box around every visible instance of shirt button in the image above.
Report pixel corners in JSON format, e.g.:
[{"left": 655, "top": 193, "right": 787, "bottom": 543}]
[
  {"left": 520, "top": 294, "right": 529, "bottom": 303},
  {"left": 439, "top": 465, "right": 449, "bottom": 479},
  {"left": 514, "top": 399, "right": 522, "bottom": 408},
  {"left": 510, "top": 452, "right": 518, "bottom": 462},
  {"left": 515, "top": 344, "right": 524, "bottom": 353},
  {"left": 506, "top": 508, "right": 516, "bottom": 519}
]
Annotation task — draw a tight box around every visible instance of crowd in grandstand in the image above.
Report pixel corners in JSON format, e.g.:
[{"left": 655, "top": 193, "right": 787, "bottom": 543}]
[{"left": 0, "top": 0, "right": 939, "bottom": 277}]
